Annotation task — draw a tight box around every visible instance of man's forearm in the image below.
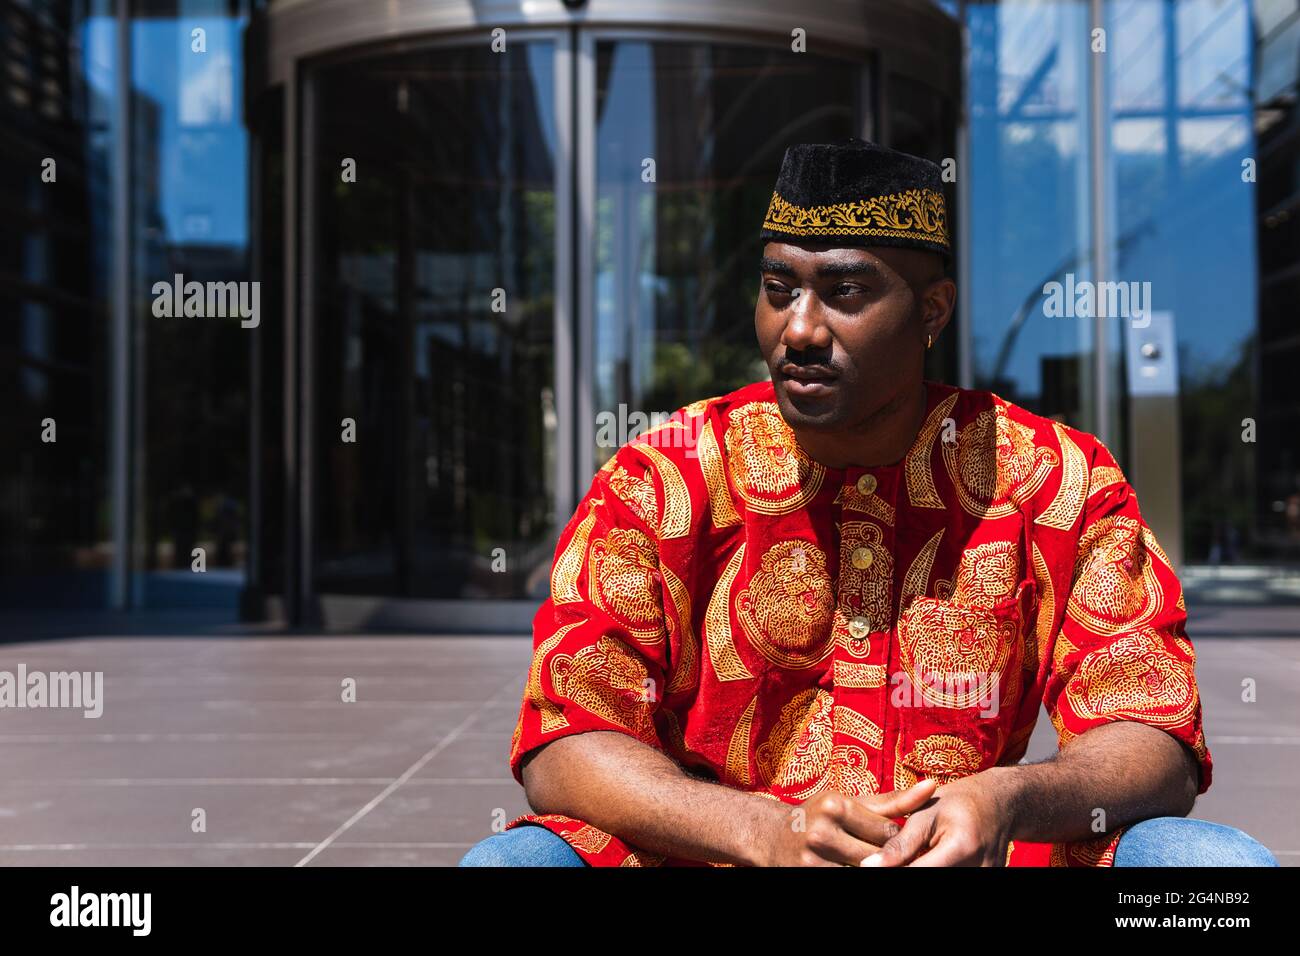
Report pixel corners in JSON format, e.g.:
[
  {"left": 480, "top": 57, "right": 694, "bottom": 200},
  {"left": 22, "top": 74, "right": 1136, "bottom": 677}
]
[
  {"left": 987, "top": 720, "right": 1201, "bottom": 844},
  {"left": 521, "top": 730, "right": 788, "bottom": 866}
]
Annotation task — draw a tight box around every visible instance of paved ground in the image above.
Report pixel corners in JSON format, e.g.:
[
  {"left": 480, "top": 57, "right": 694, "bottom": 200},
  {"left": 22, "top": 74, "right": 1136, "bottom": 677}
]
[{"left": 0, "top": 603, "right": 1296, "bottom": 866}]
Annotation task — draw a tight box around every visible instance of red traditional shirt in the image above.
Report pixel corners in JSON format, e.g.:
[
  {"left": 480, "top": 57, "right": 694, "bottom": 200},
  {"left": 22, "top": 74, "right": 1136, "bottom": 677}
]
[{"left": 505, "top": 380, "right": 1212, "bottom": 866}]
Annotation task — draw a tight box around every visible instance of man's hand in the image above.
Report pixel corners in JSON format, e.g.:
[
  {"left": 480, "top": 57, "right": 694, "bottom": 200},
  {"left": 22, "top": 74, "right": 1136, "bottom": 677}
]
[
  {"left": 761, "top": 778, "right": 938, "bottom": 867},
  {"left": 867, "top": 768, "right": 1016, "bottom": 867}
]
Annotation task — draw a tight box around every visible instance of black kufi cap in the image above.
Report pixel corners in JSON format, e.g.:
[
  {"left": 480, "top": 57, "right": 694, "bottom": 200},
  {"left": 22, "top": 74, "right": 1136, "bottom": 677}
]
[{"left": 760, "top": 138, "right": 950, "bottom": 259}]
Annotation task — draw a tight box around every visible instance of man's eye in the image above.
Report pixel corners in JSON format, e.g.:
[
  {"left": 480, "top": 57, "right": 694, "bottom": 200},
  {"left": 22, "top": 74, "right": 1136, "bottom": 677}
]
[
  {"left": 834, "top": 284, "right": 864, "bottom": 297},
  {"left": 765, "top": 282, "right": 791, "bottom": 296}
]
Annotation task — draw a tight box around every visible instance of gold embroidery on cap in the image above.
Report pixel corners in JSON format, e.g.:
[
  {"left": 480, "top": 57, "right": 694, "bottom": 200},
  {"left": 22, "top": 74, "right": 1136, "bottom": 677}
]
[{"left": 762, "top": 188, "right": 950, "bottom": 247}]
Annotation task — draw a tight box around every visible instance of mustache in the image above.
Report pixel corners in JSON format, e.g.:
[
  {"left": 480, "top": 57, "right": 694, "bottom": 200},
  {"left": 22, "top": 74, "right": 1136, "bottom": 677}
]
[{"left": 776, "top": 349, "right": 843, "bottom": 375}]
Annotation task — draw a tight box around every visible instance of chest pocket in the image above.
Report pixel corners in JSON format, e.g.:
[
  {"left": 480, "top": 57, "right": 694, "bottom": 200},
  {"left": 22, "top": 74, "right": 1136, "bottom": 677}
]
[{"left": 892, "top": 554, "right": 1039, "bottom": 783}]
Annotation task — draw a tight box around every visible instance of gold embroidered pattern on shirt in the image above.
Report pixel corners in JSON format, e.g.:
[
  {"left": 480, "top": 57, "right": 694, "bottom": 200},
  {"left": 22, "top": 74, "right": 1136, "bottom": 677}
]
[
  {"left": 527, "top": 618, "right": 585, "bottom": 734},
  {"left": 832, "top": 703, "right": 884, "bottom": 749},
  {"left": 660, "top": 563, "right": 699, "bottom": 694},
  {"left": 736, "top": 540, "right": 836, "bottom": 669},
  {"left": 905, "top": 392, "right": 960, "bottom": 508},
  {"left": 627, "top": 443, "right": 692, "bottom": 539},
  {"left": 1036, "top": 423, "right": 1089, "bottom": 531},
  {"left": 834, "top": 483, "right": 896, "bottom": 525},
  {"left": 620, "top": 850, "right": 667, "bottom": 867},
  {"left": 826, "top": 742, "right": 879, "bottom": 797},
  {"left": 1065, "top": 628, "right": 1198, "bottom": 726},
  {"left": 1050, "top": 829, "right": 1123, "bottom": 867},
  {"left": 833, "top": 659, "right": 888, "bottom": 688},
  {"left": 756, "top": 689, "right": 835, "bottom": 796},
  {"left": 725, "top": 401, "right": 825, "bottom": 515},
  {"left": 607, "top": 464, "right": 660, "bottom": 533},
  {"left": 943, "top": 405, "right": 1058, "bottom": 519},
  {"left": 695, "top": 418, "right": 742, "bottom": 528},
  {"left": 589, "top": 527, "right": 665, "bottom": 645},
  {"left": 1030, "top": 542, "right": 1055, "bottom": 674},
  {"left": 949, "top": 540, "right": 1020, "bottom": 607},
  {"left": 550, "top": 498, "right": 601, "bottom": 604},
  {"left": 899, "top": 527, "right": 945, "bottom": 618},
  {"left": 1067, "top": 515, "right": 1163, "bottom": 635},
  {"left": 898, "top": 733, "right": 985, "bottom": 785},
  {"left": 1087, "top": 465, "right": 1127, "bottom": 499},
  {"left": 834, "top": 521, "right": 894, "bottom": 635},
  {"left": 897, "top": 597, "right": 1018, "bottom": 708},
  {"left": 726, "top": 695, "right": 758, "bottom": 787},
  {"left": 705, "top": 545, "right": 754, "bottom": 681},
  {"left": 549, "top": 635, "right": 658, "bottom": 742},
  {"left": 567, "top": 824, "right": 614, "bottom": 854}
]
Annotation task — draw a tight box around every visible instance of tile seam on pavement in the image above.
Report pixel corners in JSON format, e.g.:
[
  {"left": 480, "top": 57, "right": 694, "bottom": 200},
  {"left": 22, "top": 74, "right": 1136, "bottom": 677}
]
[{"left": 292, "top": 675, "right": 521, "bottom": 867}]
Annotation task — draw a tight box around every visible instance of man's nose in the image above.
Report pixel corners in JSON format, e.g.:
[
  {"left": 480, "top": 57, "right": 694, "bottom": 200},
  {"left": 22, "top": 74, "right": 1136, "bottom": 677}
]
[{"left": 780, "top": 292, "right": 833, "bottom": 352}]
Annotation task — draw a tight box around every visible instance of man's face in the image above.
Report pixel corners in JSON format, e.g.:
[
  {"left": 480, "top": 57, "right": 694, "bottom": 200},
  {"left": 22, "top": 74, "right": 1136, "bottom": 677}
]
[{"left": 754, "top": 241, "right": 952, "bottom": 433}]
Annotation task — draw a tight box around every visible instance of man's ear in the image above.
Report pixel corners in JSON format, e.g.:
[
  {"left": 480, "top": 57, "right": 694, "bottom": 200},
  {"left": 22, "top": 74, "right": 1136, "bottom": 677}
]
[{"left": 919, "top": 275, "right": 956, "bottom": 344}]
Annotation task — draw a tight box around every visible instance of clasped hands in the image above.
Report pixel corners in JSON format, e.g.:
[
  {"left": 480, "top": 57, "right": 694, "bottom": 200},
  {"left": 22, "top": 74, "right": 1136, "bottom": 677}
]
[{"left": 762, "top": 769, "right": 1016, "bottom": 867}]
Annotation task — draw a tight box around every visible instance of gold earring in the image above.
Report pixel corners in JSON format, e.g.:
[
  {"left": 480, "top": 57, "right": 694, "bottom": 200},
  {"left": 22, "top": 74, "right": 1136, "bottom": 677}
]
[{"left": 926, "top": 334, "right": 933, "bottom": 350}]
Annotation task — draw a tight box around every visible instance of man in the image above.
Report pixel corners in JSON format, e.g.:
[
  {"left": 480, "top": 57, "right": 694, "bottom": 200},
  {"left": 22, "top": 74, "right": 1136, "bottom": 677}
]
[{"left": 462, "top": 139, "right": 1276, "bottom": 867}]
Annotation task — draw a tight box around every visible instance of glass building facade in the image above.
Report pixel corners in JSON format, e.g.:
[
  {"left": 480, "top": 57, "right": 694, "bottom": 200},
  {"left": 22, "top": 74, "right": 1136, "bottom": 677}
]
[
  {"left": 2, "top": 0, "right": 256, "bottom": 614},
  {"left": 3, "top": 0, "right": 1297, "bottom": 629}
]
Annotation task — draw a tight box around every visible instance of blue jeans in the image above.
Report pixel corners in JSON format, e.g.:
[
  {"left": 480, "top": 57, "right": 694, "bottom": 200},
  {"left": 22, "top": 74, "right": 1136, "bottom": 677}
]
[
  {"left": 1112, "top": 817, "right": 1278, "bottom": 866},
  {"left": 459, "top": 824, "right": 587, "bottom": 867},
  {"left": 458, "top": 817, "right": 1278, "bottom": 867}
]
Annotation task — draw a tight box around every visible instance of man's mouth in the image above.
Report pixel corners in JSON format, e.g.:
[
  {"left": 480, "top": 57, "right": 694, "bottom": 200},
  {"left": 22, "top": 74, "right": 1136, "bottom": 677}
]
[{"left": 778, "top": 363, "right": 838, "bottom": 397}]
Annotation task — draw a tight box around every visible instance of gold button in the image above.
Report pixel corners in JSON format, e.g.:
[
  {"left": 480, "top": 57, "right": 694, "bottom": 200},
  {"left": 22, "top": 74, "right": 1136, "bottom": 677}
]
[
  {"left": 851, "top": 547, "right": 874, "bottom": 570},
  {"left": 848, "top": 617, "right": 870, "bottom": 640},
  {"left": 856, "top": 474, "right": 877, "bottom": 496}
]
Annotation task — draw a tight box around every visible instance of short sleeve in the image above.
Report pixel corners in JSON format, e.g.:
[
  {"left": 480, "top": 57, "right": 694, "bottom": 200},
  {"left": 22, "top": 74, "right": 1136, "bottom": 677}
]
[
  {"left": 509, "top": 454, "right": 673, "bottom": 785},
  {"left": 1041, "top": 440, "right": 1212, "bottom": 795}
]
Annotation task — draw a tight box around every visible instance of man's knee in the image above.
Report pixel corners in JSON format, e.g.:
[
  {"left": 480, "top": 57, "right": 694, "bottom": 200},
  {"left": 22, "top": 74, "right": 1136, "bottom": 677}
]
[
  {"left": 1114, "top": 817, "right": 1278, "bottom": 867},
  {"left": 458, "top": 825, "right": 586, "bottom": 867}
]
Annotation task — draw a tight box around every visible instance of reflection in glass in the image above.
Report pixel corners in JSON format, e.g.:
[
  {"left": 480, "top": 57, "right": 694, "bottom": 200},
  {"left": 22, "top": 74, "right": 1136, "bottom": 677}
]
[
  {"left": 1255, "top": 0, "right": 1300, "bottom": 572},
  {"left": 0, "top": 2, "right": 113, "bottom": 607},
  {"left": 1107, "top": 0, "right": 1257, "bottom": 563},
  {"left": 131, "top": 6, "right": 251, "bottom": 608},
  {"left": 313, "top": 43, "right": 557, "bottom": 600},
  {"left": 592, "top": 41, "right": 860, "bottom": 464},
  {"left": 965, "top": 0, "right": 1099, "bottom": 430}
]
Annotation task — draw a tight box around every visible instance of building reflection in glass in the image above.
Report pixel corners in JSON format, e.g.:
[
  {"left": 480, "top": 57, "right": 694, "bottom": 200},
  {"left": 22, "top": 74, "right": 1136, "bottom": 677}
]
[
  {"left": 592, "top": 40, "right": 861, "bottom": 462},
  {"left": 312, "top": 43, "right": 558, "bottom": 601}
]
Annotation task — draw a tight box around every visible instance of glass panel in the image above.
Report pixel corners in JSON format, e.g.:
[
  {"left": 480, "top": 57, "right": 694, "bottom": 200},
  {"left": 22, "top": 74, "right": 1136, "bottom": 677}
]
[
  {"left": 1237, "top": 0, "right": 1300, "bottom": 587},
  {"left": 0, "top": 1, "right": 114, "bottom": 608},
  {"left": 312, "top": 42, "right": 557, "bottom": 601},
  {"left": 1256, "top": 1, "right": 1300, "bottom": 587},
  {"left": 888, "top": 70, "right": 959, "bottom": 385},
  {"left": 1108, "top": 0, "right": 1260, "bottom": 571},
  {"left": 965, "top": 0, "right": 1099, "bottom": 430},
  {"left": 130, "top": 0, "right": 252, "bottom": 608},
  {"left": 592, "top": 40, "right": 860, "bottom": 465}
]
